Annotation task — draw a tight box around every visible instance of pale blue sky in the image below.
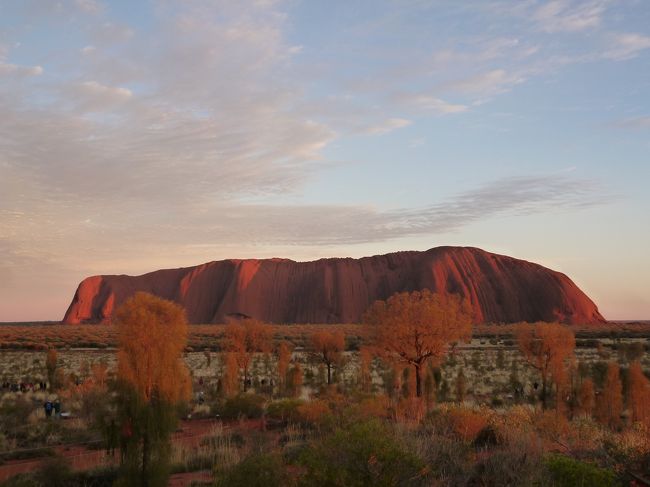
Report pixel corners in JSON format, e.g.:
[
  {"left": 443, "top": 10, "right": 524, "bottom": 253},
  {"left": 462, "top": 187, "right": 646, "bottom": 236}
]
[{"left": 1, "top": 0, "right": 649, "bottom": 321}]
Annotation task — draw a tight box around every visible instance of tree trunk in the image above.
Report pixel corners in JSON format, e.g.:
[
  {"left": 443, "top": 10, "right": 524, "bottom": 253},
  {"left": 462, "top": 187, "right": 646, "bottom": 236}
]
[
  {"left": 541, "top": 375, "right": 548, "bottom": 410},
  {"left": 415, "top": 364, "right": 422, "bottom": 397},
  {"left": 141, "top": 427, "right": 149, "bottom": 487},
  {"left": 327, "top": 363, "right": 332, "bottom": 385}
]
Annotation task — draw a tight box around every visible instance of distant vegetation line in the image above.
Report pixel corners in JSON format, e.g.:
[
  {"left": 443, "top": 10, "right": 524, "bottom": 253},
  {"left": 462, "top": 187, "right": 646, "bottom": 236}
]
[{"left": 1, "top": 322, "right": 650, "bottom": 351}]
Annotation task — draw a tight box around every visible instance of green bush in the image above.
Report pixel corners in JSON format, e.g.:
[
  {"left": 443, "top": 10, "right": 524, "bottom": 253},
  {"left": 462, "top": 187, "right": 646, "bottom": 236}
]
[
  {"left": 266, "top": 399, "right": 304, "bottom": 423},
  {"left": 470, "top": 445, "right": 544, "bottom": 486},
  {"left": 214, "top": 453, "right": 290, "bottom": 487},
  {"left": 35, "top": 456, "right": 72, "bottom": 487},
  {"left": 0, "top": 475, "right": 39, "bottom": 487},
  {"left": 544, "top": 454, "right": 619, "bottom": 487},
  {"left": 415, "top": 433, "right": 471, "bottom": 485},
  {"left": 217, "top": 394, "right": 265, "bottom": 420},
  {"left": 298, "top": 419, "right": 428, "bottom": 487},
  {"left": 0, "top": 466, "right": 118, "bottom": 487}
]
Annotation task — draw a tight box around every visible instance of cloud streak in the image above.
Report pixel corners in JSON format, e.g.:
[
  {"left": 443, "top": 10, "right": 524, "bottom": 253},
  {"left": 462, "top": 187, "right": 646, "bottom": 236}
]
[
  {"left": 613, "top": 116, "right": 650, "bottom": 129},
  {"left": 198, "top": 174, "right": 606, "bottom": 246},
  {"left": 532, "top": 0, "right": 608, "bottom": 33},
  {"left": 360, "top": 118, "right": 413, "bottom": 135},
  {"left": 603, "top": 33, "right": 650, "bottom": 60},
  {"left": 0, "top": 62, "right": 43, "bottom": 77}
]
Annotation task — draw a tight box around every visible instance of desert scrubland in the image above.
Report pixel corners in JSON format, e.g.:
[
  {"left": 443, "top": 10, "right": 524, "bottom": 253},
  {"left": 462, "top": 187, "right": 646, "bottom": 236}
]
[{"left": 1, "top": 317, "right": 649, "bottom": 486}]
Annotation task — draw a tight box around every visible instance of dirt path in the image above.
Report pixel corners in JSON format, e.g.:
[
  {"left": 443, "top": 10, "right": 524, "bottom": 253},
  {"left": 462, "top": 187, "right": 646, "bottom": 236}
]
[{"left": 0, "top": 418, "right": 233, "bottom": 484}]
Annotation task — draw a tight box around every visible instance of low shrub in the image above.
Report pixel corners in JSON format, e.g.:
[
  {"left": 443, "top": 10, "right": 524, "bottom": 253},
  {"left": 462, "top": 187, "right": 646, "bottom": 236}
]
[
  {"left": 214, "top": 453, "right": 290, "bottom": 487},
  {"left": 544, "top": 454, "right": 619, "bottom": 487},
  {"left": 444, "top": 407, "right": 490, "bottom": 443},
  {"left": 298, "top": 419, "right": 429, "bottom": 486},
  {"left": 266, "top": 399, "right": 304, "bottom": 423},
  {"left": 35, "top": 456, "right": 72, "bottom": 487},
  {"left": 297, "top": 400, "right": 331, "bottom": 427},
  {"left": 414, "top": 432, "right": 471, "bottom": 485},
  {"left": 470, "top": 444, "right": 545, "bottom": 486},
  {"left": 348, "top": 395, "right": 392, "bottom": 421},
  {"left": 216, "top": 394, "right": 265, "bottom": 420},
  {"left": 473, "top": 425, "right": 501, "bottom": 449}
]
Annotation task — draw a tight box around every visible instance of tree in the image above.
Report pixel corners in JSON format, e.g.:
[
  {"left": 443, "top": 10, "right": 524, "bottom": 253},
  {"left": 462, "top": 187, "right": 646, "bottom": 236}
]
[
  {"left": 222, "top": 352, "right": 240, "bottom": 398},
  {"left": 455, "top": 367, "right": 466, "bottom": 403},
  {"left": 515, "top": 323, "right": 575, "bottom": 409},
  {"left": 577, "top": 378, "right": 595, "bottom": 417},
  {"left": 46, "top": 349, "right": 58, "bottom": 389},
  {"left": 275, "top": 341, "right": 293, "bottom": 394},
  {"left": 596, "top": 361, "right": 623, "bottom": 429},
  {"left": 310, "top": 330, "right": 345, "bottom": 386},
  {"left": 626, "top": 361, "right": 650, "bottom": 426},
  {"left": 286, "top": 362, "right": 303, "bottom": 398},
  {"left": 363, "top": 290, "right": 472, "bottom": 397},
  {"left": 224, "top": 319, "right": 272, "bottom": 391},
  {"left": 496, "top": 349, "right": 505, "bottom": 369},
  {"left": 359, "top": 346, "right": 373, "bottom": 393},
  {"left": 80, "top": 359, "right": 90, "bottom": 380},
  {"left": 423, "top": 368, "right": 436, "bottom": 410},
  {"left": 72, "top": 361, "right": 110, "bottom": 426},
  {"left": 401, "top": 366, "right": 415, "bottom": 398},
  {"left": 113, "top": 292, "right": 191, "bottom": 487}
]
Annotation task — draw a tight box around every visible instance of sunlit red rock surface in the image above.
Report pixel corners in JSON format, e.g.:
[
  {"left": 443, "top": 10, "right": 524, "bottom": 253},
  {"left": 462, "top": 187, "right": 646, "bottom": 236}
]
[{"left": 63, "top": 246, "right": 605, "bottom": 325}]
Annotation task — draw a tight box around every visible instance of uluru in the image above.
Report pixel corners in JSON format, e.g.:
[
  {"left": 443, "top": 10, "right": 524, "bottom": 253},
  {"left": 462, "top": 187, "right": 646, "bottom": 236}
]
[{"left": 63, "top": 246, "right": 605, "bottom": 325}]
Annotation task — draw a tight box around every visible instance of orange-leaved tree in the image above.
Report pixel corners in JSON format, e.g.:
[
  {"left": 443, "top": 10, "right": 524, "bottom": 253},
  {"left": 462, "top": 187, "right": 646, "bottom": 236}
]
[
  {"left": 359, "top": 346, "right": 373, "bottom": 393},
  {"left": 596, "top": 361, "right": 623, "bottom": 429},
  {"left": 114, "top": 292, "right": 191, "bottom": 487},
  {"left": 221, "top": 352, "right": 240, "bottom": 397},
  {"left": 276, "top": 341, "right": 293, "bottom": 394},
  {"left": 45, "top": 348, "right": 58, "bottom": 389},
  {"left": 287, "top": 362, "right": 303, "bottom": 398},
  {"left": 363, "top": 290, "right": 472, "bottom": 397},
  {"left": 224, "top": 318, "right": 272, "bottom": 391},
  {"left": 626, "top": 360, "right": 649, "bottom": 426},
  {"left": 310, "top": 330, "right": 345, "bottom": 385},
  {"left": 516, "top": 322, "right": 575, "bottom": 410},
  {"left": 577, "top": 377, "right": 595, "bottom": 417}
]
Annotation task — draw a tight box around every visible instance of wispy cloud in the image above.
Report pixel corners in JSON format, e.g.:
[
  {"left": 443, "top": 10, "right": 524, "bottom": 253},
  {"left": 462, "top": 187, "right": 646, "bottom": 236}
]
[
  {"left": 443, "top": 69, "right": 526, "bottom": 97},
  {"left": 393, "top": 94, "right": 468, "bottom": 114},
  {"left": 0, "top": 62, "right": 43, "bottom": 77},
  {"left": 613, "top": 116, "right": 650, "bottom": 129},
  {"left": 533, "top": 0, "right": 608, "bottom": 33},
  {"left": 131, "top": 173, "right": 607, "bottom": 247},
  {"left": 71, "top": 81, "right": 132, "bottom": 111},
  {"left": 0, "top": 0, "right": 333, "bottom": 206},
  {"left": 74, "top": 0, "right": 104, "bottom": 15},
  {"left": 603, "top": 33, "right": 650, "bottom": 60},
  {"left": 360, "top": 118, "right": 412, "bottom": 135}
]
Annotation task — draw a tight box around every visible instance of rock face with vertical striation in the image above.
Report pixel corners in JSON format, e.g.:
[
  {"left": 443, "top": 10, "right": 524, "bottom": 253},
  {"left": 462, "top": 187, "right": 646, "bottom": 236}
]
[{"left": 63, "top": 246, "right": 605, "bottom": 325}]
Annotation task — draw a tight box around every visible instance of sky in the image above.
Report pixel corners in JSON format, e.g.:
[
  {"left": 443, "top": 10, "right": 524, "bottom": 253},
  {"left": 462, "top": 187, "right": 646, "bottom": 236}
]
[{"left": 1, "top": 0, "right": 649, "bottom": 322}]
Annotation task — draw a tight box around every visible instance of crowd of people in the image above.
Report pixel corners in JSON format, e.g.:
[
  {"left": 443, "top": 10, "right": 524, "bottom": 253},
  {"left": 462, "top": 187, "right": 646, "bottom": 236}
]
[{"left": 1, "top": 381, "right": 48, "bottom": 393}]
